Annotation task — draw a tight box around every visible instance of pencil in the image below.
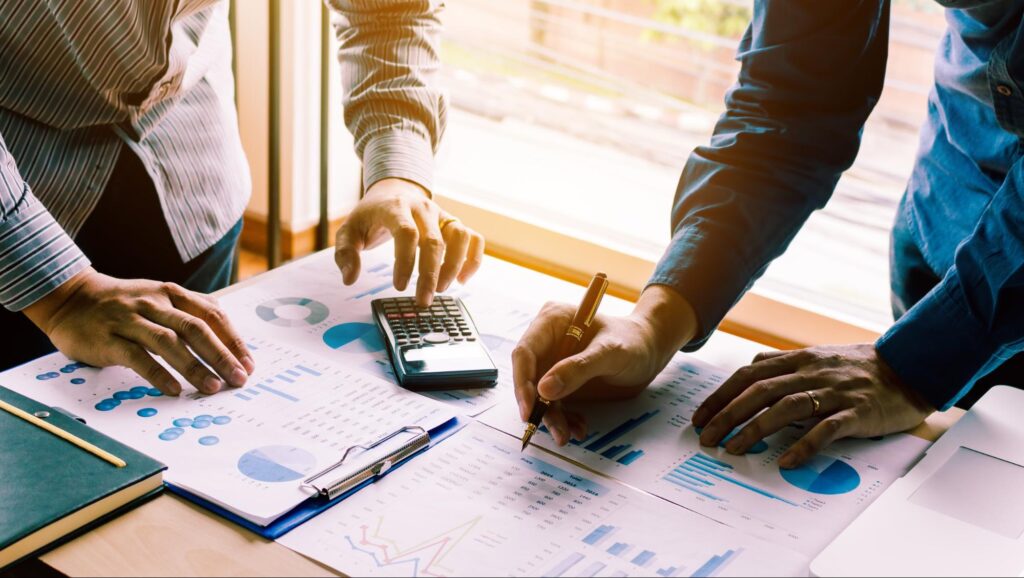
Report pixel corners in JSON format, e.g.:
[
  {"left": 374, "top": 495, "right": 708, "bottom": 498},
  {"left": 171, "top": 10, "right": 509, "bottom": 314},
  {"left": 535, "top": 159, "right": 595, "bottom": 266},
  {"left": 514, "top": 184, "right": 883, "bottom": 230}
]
[{"left": 0, "top": 398, "right": 126, "bottom": 468}]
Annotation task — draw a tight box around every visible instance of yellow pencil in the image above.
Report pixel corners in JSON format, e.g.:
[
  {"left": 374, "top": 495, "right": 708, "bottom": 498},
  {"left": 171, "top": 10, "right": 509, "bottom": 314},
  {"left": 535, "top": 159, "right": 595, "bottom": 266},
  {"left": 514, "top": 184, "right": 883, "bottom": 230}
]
[{"left": 0, "top": 398, "right": 126, "bottom": 468}]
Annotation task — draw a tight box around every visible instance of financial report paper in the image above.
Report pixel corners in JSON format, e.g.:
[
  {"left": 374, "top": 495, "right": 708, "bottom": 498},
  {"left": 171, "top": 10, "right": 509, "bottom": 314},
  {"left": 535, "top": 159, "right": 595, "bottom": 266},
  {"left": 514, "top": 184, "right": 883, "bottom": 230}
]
[
  {"left": 2, "top": 338, "right": 453, "bottom": 525},
  {"left": 278, "top": 422, "right": 809, "bottom": 577},
  {"left": 479, "top": 355, "right": 929, "bottom": 557}
]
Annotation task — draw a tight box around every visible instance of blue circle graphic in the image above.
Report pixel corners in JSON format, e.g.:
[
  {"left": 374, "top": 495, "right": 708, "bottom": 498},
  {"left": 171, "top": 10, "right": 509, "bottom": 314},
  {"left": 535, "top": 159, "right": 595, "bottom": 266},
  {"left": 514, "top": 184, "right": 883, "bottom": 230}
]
[
  {"left": 113, "top": 391, "right": 133, "bottom": 400},
  {"left": 256, "top": 297, "right": 329, "bottom": 327},
  {"left": 95, "top": 400, "right": 119, "bottom": 411},
  {"left": 192, "top": 420, "right": 212, "bottom": 429},
  {"left": 322, "top": 322, "right": 384, "bottom": 352},
  {"left": 199, "top": 436, "right": 220, "bottom": 446},
  {"left": 173, "top": 418, "right": 193, "bottom": 427},
  {"left": 213, "top": 416, "right": 232, "bottom": 425},
  {"left": 779, "top": 455, "right": 861, "bottom": 495},
  {"left": 195, "top": 414, "right": 213, "bottom": 421},
  {"left": 137, "top": 408, "right": 158, "bottom": 418},
  {"left": 237, "top": 446, "right": 316, "bottom": 483},
  {"left": 70, "top": 378, "right": 86, "bottom": 385},
  {"left": 147, "top": 388, "right": 164, "bottom": 397},
  {"left": 159, "top": 430, "right": 181, "bottom": 441}
]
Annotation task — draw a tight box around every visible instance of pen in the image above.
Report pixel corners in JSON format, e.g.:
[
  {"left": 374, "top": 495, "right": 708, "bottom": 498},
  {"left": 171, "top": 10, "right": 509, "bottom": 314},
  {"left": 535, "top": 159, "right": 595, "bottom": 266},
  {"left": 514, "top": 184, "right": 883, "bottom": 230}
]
[
  {"left": 0, "top": 398, "right": 127, "bottom": 468},
  {"left": 521, "top": 272, "right": 609, "bottom": 451}
]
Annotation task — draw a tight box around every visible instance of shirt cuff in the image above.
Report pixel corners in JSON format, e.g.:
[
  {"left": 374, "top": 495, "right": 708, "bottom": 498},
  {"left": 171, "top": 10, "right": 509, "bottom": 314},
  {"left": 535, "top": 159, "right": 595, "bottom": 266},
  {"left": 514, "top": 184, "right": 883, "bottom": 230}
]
[
  {"left": 362, "top": 131, "right": 435, "bottom": 197},
  {"left": 647, "top": 226, "right": 753, "bottom": 352},
  {"left": 875, "top": 275, "right": 1003, "bottom": 411},
  {"left": 0, "top": 192, "right": 91, "bottom": 312}
]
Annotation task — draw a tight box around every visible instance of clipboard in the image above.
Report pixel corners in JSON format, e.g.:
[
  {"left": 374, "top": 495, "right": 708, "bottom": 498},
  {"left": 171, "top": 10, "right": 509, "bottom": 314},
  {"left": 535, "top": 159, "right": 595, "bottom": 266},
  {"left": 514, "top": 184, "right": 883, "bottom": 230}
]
[{"left": 165, "top": 416, "right": 467, "bottom": 539}]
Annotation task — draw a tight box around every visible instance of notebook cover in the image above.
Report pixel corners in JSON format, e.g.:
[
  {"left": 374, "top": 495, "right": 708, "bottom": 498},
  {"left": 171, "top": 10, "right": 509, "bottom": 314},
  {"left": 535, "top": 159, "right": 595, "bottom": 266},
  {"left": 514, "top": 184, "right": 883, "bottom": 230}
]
[{"left": 0, "top": 386, "right": 167, "bottom": 565}]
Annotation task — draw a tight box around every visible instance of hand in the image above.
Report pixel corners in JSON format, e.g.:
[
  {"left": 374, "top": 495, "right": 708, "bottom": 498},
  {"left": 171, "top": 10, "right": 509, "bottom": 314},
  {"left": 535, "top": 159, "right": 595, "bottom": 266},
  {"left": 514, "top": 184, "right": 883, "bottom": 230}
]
[
  {"left": 334, "top": 178, "right": 484, "bottom": 307},
  {"left": 691, "top": 344, "right": 935, "bottom": 468},
  {"left": 24, "top": 268, "right": 255, "bottom": 396},
  {"left": 512, "top": 285, "right": 698, "bottom": 445}
]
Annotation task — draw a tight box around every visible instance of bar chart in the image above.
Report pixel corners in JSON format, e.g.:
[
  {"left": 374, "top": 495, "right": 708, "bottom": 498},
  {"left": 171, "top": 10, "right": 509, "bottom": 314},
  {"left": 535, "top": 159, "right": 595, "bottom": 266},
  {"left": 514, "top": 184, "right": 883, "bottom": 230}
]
[{"left": 663, "top": 453, "right": 800, "bottom": 506}]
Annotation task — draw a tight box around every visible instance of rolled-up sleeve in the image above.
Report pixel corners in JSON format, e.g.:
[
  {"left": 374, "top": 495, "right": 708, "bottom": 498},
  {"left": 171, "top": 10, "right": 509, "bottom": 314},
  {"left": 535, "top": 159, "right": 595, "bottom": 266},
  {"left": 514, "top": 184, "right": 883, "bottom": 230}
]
[
  {"left": 876, "top": 158, "right": 1024, "bottom": 410},
  {"left": 648, "top": 0, "right": 889, "bottom": 350},
  {"left": 326, "top": 0, "right": 446, "bottom": 195},
  {"left": 0, "top": 137, "right": 90, "bottom": 312}
]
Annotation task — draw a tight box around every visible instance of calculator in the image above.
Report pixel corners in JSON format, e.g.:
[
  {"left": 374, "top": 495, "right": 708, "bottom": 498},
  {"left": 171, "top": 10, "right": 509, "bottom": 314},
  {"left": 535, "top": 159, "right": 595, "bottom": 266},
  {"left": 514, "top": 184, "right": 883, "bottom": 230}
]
[{"left": 371, "top": 296, "right": 498, "bottom": 391}]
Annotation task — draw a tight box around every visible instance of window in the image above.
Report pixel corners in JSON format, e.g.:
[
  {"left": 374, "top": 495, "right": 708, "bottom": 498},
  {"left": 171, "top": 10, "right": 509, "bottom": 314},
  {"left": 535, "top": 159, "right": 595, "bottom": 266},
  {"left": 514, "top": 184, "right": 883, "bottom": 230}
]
[{"left": 434, "top": 0, "right": 946, "bottom": 333}]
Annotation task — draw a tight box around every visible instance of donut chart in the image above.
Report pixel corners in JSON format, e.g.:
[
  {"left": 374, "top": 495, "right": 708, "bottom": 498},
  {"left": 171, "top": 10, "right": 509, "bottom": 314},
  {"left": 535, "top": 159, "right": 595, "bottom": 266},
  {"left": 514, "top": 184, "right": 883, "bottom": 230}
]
[{"left": 256, "top": 297, "right": 329, "bottom": 327}]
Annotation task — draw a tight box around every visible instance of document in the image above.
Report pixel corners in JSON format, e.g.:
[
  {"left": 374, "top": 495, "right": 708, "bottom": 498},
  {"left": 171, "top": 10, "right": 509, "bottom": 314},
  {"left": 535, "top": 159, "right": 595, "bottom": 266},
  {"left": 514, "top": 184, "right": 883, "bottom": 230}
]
[
  {"left": 479, "top": 355, "right": 929, "bottom": 556},
  {"left": 278, "top": 422, "right": 809, "bottom": 577},
  {"left": 1, "top": 338, "right": 454, "bottom": 526}
]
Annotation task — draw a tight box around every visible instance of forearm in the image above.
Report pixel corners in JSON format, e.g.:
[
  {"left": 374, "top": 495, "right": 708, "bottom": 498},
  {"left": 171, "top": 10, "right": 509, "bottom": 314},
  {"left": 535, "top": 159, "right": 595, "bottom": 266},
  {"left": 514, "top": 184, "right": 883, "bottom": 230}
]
[
  {"left": 326, "top": 0, "right": 446, "bottom": 193},
  {"left": 0, "top": 139, "right": 91, "bottom": 313},
  {"left": 648, "top": 0, "right": 887, "bottom": 350}
]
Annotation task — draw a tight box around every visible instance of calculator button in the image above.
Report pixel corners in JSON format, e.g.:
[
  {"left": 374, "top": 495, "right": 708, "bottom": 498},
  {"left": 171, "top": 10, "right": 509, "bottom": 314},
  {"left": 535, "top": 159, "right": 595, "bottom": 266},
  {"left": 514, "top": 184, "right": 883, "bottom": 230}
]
[
  {"left": 386, "top": 313, "right": 401, "bottom": 320},
  {"left": 453, "top": 336, "right": 464, "bottom": 342},
  {"left": 423, "top": 332, "right": 450, "bottom": 344},
  {"left": 466, "top": 336, "right": 476, "bottom": 341},
  {"left": 397, "top": 339, "right": 409, "bottom": 346},
  {"left": 460, "top": 330, "right": 473, "bottom": 336},
  {"left": 402, "top": 312, "right": 416, "bottom": 318}
]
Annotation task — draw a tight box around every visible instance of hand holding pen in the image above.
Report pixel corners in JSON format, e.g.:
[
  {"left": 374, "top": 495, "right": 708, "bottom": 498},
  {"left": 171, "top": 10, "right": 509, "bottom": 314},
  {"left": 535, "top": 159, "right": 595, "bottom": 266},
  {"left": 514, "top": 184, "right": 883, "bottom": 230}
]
[
  {"left": 512, "top": 282, "right": 698, "bottom": 448},
  {"left": 519, "top": 273, "right": 609, "bottom": 450}
]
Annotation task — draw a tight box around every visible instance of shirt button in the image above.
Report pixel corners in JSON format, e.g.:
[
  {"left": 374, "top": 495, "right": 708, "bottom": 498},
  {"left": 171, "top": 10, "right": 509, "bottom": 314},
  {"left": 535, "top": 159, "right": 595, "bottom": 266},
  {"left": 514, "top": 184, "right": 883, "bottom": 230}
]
[{"left": 997, "top": 84, "right": 1013, "bottom": 97}]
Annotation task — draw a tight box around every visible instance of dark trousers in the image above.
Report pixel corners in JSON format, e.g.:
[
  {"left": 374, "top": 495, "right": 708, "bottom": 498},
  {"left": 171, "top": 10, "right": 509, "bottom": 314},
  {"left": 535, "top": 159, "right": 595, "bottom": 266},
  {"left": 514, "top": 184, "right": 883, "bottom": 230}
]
[
  {"left": 0, "top": 147, "right": 241, "bottom": 371},
  {"left": 890, "top": 205, "right": 1021, "bottom": 409}
]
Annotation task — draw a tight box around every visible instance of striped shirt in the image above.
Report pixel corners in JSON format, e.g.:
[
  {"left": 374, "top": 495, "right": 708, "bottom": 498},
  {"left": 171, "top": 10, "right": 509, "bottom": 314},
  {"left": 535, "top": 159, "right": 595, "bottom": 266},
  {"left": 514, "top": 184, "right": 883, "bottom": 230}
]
[{"left": 0, "top": 0, "right": 446, "bottom": 312}]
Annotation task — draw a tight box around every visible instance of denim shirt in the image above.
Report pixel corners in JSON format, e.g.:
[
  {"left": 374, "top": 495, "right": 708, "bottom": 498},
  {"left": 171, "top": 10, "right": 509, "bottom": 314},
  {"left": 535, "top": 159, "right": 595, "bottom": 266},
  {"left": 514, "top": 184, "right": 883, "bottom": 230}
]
[{"left": 648, "top": 0, "right": 1024, "bottom": 410}]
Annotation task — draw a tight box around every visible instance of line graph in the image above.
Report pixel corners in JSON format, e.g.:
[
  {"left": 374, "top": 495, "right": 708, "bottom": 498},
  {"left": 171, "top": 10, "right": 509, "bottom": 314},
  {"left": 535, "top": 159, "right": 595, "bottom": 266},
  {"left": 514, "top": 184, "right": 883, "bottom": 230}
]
[{"left": 344, "top": 516, "right": 483, "bottom": 577}]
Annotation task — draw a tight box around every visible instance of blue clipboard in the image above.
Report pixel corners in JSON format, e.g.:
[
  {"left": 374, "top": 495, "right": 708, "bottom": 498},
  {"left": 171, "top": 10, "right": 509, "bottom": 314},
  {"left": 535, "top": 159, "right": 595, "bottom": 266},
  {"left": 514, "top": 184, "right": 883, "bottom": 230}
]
[{"left": 165, "top": 416, "right": 468, "bottom": 539}]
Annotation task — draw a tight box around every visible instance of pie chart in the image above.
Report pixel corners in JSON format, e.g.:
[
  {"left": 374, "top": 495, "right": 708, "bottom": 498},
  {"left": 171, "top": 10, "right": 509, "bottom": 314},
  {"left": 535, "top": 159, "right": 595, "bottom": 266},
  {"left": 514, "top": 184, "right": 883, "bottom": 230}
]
[
  {"left": 237, "top": 445, "right": 317, "bottom": 483},
  {"left": 256, "top": 297, "right": 329, "bottom": 327},
  {"left": 322, "top": 322, "right": 385, "bottom": 352},
  {"left": 779, "top": 455, "right": 861, "bottom": 495}
]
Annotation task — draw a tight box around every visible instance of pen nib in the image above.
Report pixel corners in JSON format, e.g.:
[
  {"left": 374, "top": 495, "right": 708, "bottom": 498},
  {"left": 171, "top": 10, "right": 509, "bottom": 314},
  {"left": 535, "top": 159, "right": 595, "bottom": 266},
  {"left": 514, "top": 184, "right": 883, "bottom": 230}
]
[{"left": 520, "top": 424, "right": 537, "bottom": 452}]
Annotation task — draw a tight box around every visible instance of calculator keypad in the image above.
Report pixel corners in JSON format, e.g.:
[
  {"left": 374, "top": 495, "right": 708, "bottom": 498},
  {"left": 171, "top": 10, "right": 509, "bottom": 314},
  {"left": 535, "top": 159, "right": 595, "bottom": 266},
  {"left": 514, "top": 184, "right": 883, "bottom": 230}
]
[{"left": 378, "top": 296, "right": 475, "bottom": 347}]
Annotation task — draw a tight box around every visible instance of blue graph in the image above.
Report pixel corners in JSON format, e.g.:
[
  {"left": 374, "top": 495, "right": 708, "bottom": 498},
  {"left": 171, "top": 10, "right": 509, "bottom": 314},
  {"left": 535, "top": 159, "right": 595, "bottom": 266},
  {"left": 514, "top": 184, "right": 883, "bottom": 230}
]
[
  {"left": 691, "top": 548, "right": 739, "bottom": 577},
  {"left": 663, "top": 453, "right": 800, "bottom": 506},
  {"left": 779, "top": 455, "right": 861, "bottom": 495},
  {"left": 237, "top": 445, "right": 316, "bottom": 483},
  {"left": 548, "top": 410, "right": 659, "bottom": 467},
  {"left": 323, "top": 322, "right": 385, "bottom": 352},
  {"left": 232, "top": 363, "right": 322, "bottom": 403},
  {"left": 582, "top": 525, "right": 615, "bottom": 546}
]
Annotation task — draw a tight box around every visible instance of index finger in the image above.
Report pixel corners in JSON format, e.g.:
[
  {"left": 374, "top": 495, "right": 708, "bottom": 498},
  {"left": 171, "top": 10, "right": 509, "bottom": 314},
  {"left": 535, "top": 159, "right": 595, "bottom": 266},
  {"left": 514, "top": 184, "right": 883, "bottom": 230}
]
[
  {"left": 511, "top": 303, "right": 574, "bottom": 419},
  {"left": 412, "top": 205, "right": 444, "bottom": 307}
]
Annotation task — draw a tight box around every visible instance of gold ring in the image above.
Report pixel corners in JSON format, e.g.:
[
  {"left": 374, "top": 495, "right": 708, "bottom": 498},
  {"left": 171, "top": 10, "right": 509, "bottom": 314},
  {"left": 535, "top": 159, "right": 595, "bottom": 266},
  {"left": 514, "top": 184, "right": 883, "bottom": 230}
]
[
  {"left": 805, "top": 390, "right": 821, "bottom": 417},
  {"left": 439, "top": 216, "right": 460, "bottom": 231}
]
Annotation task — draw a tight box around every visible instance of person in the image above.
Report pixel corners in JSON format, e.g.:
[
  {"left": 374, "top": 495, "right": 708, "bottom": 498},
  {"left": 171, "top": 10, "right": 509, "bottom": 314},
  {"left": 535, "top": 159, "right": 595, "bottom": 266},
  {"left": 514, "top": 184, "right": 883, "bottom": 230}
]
[
  {"left": 512, "top": 0, "right": 1023, "bottom": 468},
  {"left": 0, "top": 0, "right": 483, "bottom": 395}
]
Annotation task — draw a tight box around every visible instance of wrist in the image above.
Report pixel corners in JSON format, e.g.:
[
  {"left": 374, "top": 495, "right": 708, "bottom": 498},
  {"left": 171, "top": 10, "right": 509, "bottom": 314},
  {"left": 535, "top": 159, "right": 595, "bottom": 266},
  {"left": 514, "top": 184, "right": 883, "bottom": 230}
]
[
  {"left": 631, "top": 284, "right": 698, "bottom": 364},
  {"left": 23, "top": 267, "right": 94, "bottom": 334},
  {"left": 365, "top": 177, "right": 432, "bottom": 201}
]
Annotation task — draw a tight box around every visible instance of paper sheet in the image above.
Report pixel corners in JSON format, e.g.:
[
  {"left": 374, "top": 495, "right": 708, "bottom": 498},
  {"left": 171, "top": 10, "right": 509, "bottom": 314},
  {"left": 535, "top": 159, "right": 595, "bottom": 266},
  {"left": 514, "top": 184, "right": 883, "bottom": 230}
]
[
  {"left": 478, "top": 355, "right": 930, "bottom": 556},
  {"left": 1, "top": 338, "right": 454, "bottom": 526},
  {"left": 278, "top": 422, "right": 809, "bottom": 577}
]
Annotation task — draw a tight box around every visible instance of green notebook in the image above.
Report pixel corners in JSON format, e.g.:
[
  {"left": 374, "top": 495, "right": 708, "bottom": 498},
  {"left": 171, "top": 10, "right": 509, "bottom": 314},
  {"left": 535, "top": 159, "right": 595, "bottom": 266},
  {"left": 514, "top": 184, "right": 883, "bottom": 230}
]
[{"left": 0, "top": 385, "right": 166, "bottom": 569}]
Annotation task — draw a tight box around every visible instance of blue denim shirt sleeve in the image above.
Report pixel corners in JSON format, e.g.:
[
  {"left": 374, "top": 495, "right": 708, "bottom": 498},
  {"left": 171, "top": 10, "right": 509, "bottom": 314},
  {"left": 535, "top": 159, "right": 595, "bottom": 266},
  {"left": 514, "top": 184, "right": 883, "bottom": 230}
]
[
  {"left": 648, "top": 0, "right": 889, "bottom": 351},
  {"left": 876, "top": 157, "right": 1024, "bottom": 410}
]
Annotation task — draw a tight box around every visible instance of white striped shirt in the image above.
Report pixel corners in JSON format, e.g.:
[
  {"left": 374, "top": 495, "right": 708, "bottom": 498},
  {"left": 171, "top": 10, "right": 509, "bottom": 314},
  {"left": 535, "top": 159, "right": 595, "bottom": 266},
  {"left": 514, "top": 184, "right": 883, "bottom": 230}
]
[{"left": 0, "top": 0, "right": 446, "bottom": 312}]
